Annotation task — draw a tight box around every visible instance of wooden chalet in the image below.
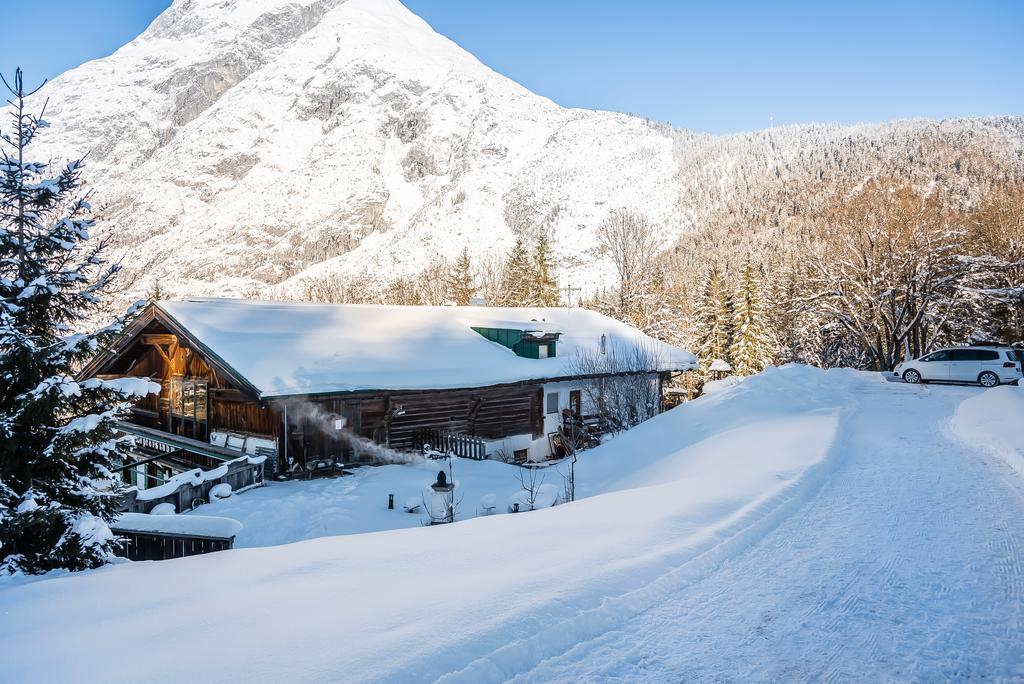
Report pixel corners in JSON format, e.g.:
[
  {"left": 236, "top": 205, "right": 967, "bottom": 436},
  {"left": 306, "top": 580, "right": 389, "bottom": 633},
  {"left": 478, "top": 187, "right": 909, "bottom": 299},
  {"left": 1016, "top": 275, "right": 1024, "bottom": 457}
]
[{"left": 81, "top": 299, "right": 696, "bottom": 482}]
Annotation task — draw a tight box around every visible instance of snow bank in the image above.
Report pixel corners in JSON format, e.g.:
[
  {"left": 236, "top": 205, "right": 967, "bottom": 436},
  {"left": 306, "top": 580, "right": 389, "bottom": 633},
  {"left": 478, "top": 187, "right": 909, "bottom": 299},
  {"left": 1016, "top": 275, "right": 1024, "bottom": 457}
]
[
  {"left": 950, "top": 385, "right": 1024, "bottom": 477},
  {"left": 701, "top": 374, "right": 742, "bottom": 395},
  {"left": 112, "top": 513, "right": 243, "bottom": 539},
  {"left": 0, "top": 365, "right": 853, "bottom": 683}
]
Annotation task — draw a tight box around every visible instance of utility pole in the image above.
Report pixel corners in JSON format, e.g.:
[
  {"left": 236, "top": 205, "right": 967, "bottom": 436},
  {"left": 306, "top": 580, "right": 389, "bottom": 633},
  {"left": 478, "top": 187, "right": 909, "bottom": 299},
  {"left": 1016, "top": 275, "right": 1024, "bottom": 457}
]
[{"left": 561, "top": 283, "right": 579, "bottom": 309}]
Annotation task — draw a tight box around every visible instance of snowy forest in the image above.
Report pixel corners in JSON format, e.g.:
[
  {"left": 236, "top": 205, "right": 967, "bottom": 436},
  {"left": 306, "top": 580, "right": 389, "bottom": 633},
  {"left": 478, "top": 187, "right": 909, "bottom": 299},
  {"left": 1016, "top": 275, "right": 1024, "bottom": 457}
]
[{"left": 295, "top": 177, "right": 1024, "bottom": 379}]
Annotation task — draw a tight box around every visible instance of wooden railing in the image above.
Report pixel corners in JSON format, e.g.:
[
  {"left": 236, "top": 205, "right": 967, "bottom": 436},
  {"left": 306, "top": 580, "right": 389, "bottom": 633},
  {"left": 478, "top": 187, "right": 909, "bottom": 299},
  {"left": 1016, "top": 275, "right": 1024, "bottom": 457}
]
[{"left": 419, "top": 429, "right": 487, "bottom": 460}]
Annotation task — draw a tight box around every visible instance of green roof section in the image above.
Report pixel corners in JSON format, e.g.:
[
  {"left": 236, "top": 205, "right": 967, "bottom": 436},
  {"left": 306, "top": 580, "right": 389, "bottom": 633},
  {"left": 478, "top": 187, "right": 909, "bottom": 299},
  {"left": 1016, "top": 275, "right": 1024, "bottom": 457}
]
[{"left": 471, "top": 326, "right": 561, "bottom": 359}]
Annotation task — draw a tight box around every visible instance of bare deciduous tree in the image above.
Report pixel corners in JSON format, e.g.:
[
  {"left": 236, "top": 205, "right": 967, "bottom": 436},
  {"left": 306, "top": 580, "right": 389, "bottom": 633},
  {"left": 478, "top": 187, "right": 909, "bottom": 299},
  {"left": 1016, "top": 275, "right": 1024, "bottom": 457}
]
[
  {"left": 509, "top": 465, "right": 546, "bottom": 512},
  {"left": 569, "top": 342, "right": 663, "bottom": 433},
  {"left": 596, "top": 208, "right": 661, "bottom": 322},
  {"left": 804, "top": 181, "right": 981, "bottom": 370}
]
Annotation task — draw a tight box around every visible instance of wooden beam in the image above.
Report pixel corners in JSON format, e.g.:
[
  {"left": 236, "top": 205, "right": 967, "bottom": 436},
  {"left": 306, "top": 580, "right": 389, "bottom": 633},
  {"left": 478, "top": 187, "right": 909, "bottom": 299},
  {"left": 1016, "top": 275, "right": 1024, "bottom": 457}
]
[{"left": 141, "top": 334, "right": 177, "bottom": 346}]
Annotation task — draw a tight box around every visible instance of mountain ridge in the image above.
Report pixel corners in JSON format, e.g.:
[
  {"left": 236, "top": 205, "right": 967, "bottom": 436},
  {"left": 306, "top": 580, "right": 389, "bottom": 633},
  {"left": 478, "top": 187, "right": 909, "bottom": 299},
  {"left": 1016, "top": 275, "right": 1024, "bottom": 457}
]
[{"left": 17, "top": 0, "right": 1024, "bottom": 304}]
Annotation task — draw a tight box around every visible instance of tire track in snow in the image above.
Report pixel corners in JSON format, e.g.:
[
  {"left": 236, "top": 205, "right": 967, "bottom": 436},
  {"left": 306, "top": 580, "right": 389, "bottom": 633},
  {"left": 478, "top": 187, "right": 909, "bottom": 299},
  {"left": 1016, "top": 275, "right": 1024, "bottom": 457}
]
[
  {"left": 507, "top": 382, "right": 1024, "bottom": 682},
  {"left": 424, "top": 409, "right": 853, "bottom": 684}
]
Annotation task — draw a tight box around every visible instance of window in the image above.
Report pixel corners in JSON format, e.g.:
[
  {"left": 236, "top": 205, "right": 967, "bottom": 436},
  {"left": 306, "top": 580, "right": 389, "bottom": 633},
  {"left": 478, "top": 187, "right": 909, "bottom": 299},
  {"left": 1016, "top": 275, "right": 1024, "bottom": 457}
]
[
  {"left": 538, "top": 343, "right": 550, "bottom": 359},
  {"left": 951, "top": 349, "right": 999, "bottom": 361},
  {"left": 922, "top": 351, "right": 950, "bottom": 362},
  {"left": 167, "top": 378, "right": 207, "bottom": 420},
  {"left": 546, "top": 392, "right": 559, "bottom": 414}
]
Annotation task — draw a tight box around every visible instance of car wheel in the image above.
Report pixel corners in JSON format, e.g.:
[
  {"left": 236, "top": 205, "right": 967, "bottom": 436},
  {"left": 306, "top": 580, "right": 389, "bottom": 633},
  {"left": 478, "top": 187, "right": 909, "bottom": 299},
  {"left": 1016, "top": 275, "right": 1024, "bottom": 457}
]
[
  {"left": 978, "top": 371, "right": 999, "bottom": 388},
  {"left": 903, "top": 369, "right": 922, "bottom": 384}
]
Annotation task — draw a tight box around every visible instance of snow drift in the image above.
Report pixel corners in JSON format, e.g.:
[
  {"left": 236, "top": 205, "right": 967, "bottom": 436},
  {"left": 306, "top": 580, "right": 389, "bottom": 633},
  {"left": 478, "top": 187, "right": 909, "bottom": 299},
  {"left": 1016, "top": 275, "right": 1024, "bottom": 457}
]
[{"left": 950, "top": 384, "right": 1024, "bottom": 477}]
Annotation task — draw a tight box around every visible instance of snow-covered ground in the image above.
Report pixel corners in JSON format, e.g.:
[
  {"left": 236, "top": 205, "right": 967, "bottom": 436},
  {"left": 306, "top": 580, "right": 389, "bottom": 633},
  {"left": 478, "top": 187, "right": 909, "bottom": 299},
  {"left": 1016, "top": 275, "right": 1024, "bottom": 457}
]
[
  {"left": 2, "top": 366, "right": 1023, "bottom": 682},
  {"left": 193, "top": 458, "right": 559, "bottom": 546}
]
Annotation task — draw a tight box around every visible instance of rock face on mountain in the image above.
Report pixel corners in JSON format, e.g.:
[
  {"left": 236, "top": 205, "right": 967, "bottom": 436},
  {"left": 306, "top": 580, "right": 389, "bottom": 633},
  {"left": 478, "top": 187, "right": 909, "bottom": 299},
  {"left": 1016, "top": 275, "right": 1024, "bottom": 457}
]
[{"left": 22, "top": 0, "right": 1024, "bottom": 302}]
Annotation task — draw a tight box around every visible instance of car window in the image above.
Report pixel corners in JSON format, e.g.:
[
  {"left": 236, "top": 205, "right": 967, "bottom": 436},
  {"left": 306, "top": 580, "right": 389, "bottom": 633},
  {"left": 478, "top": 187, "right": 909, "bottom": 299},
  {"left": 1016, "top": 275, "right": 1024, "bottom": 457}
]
[
  {"left": 977, "top": 350, "right": 999, "bottom": 361},
  {"left": 949, "top": 350, "right": 970, "bottom": 361},
  {"left": 923, "top": 351, "right": 950, "bottom": 362}
]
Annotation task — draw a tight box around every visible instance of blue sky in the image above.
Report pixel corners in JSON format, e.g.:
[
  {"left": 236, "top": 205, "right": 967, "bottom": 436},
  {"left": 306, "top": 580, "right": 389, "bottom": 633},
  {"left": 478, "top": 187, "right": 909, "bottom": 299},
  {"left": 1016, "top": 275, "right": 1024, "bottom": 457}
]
[{"left": 3, "top": 0, "right": 1021, "bottom": 133}]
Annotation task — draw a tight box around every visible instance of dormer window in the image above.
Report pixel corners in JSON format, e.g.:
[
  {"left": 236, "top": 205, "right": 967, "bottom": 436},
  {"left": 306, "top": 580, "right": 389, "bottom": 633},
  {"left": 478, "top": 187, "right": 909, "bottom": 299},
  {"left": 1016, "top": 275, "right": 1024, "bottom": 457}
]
[{"left": 472, "top": 326, "right": 561, "bottom": 359}]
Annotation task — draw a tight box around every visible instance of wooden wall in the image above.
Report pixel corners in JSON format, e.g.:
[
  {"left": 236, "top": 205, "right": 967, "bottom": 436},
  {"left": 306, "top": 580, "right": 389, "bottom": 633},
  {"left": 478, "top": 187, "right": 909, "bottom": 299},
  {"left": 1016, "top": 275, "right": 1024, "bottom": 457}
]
[
  {"left": 272, "top": 384, "right": 544, "bottom": 469},
  {"left": 385, "top": 386, "right": 541, "bottom": 448}
]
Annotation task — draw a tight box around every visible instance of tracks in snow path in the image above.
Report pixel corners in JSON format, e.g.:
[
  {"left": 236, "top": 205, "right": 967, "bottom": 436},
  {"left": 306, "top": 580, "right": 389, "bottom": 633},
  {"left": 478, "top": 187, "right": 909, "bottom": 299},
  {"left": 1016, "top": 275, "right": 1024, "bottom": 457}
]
[{"left": 488, "top": 381, "right": 1024, "bottom": 682}]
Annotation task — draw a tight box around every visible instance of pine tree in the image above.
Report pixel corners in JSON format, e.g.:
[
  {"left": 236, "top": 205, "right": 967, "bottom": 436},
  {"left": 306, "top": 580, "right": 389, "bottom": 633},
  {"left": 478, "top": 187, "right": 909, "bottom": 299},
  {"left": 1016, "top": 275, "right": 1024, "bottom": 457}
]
[
  {"left": 447, "top": 247, "right": 475, "bottom": 306},
  {"left": 729, "top": 261, "right": 776, "bottom": 376},
  {"left": 530, "top": 230, "right": 559, "bottom": 306},
  {"left": 146, "top": 279, "right": 166, "bottom": 303},
  {"left": 693, "top": 265, "right": 733, "bottom": 375},
  {"left": 0, "top": 70, "right": 157, "bottom": 574},
  {"left": 496, "top": 238, "right": 532, "bottom": 306}
]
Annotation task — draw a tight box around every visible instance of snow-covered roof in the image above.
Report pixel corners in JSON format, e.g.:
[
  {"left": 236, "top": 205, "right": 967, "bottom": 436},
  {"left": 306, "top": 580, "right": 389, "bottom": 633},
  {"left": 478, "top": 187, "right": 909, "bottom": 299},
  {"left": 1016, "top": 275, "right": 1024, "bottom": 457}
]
[
  {"left": 156, "top": 299, "right": 696, "bottom": 398},
  {"left": 112, "top": 513, "right": 243, "bottom": 539}
]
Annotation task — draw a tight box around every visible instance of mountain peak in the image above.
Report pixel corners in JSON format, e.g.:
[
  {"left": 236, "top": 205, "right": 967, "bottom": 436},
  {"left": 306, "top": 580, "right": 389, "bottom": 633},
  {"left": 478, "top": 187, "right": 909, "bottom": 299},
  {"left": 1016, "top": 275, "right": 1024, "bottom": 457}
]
[{"left": 17, "top": 0, "right": 1024, "bottom": 306}]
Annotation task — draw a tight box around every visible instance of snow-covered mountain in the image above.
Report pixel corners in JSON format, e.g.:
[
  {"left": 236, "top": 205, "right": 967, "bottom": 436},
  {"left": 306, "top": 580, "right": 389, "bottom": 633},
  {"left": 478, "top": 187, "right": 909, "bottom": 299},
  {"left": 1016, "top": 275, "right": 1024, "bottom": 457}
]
[{"left": 23, "top": 0, "right": 1024, "bottom": 302}]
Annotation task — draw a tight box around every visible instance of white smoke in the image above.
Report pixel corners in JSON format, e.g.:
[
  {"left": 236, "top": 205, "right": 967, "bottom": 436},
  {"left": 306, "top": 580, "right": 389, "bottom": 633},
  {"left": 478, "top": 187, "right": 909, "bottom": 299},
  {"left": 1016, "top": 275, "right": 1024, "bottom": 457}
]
[{"left": 283, "top": 400, "right": 423, "bottom": 465}]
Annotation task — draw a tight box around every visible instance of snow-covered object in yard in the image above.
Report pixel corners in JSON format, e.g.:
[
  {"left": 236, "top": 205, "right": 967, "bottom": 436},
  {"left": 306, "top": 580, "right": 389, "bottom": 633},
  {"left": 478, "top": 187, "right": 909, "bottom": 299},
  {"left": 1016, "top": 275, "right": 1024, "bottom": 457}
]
[
  {"left": 950, "top": 385, "right": 1024, "bottom": 477},
  {"left": 209, "top": 483, "right": 233, "bottom": 502},
  {"left": 149, "top": 503, "right": 176, "bottom": 516},
  {"left": 156, "top": 298, "right": 696, "bottom": 397},
  {"left": 479, "top": 493, "right": 497, "bottom": 515},
  {"left": 507, "top": 483, "right": 560, "bottom": 512},
  {"left": 423, "top": 480, "right": 459, "bottom": 524},
  {"left": 708, "top": 358, "right": 732, "bottom": 372},
  {"left": 112, "top": 513, "right": 242, "bottom": 539}
]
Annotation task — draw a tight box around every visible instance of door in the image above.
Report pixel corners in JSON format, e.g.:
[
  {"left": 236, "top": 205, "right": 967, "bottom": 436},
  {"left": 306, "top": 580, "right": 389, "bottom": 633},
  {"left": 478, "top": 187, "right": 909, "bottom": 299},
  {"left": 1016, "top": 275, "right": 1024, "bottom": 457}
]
[
  {"left": 947, "top": 349, "right": 977, "bottom": 382},
  {"left": 569, "top": 390, "right": 582, "bottom": 417},
  {"left": 917, "top": 350, "right": 951, "bottom": 381}
]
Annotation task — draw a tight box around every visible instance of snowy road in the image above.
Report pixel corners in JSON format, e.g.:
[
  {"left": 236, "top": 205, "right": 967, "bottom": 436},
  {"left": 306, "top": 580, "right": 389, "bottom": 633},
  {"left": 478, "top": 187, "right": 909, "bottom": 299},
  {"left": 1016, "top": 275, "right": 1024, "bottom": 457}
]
[{"left": 512, "top": 381, "right": 1024, "bottom": 682}]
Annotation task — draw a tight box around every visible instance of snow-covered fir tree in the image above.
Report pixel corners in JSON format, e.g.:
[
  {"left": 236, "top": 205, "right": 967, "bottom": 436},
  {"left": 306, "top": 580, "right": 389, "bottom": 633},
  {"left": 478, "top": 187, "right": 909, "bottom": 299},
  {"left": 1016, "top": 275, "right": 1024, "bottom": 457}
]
[
  {"left": 692, "top": 265, "right": 733, "bottom": 375},
  {"left": 728, "top": 261, "right": 776, "bottom": 376},
  {"left": 447, "top": 247, "right": 475, "bottom": 306},
  {"left": 0, "top": 70, "right": 158, "bottom": 574},
  {"left": 530, "top": 230, "right": 559, "bottom": 306}
]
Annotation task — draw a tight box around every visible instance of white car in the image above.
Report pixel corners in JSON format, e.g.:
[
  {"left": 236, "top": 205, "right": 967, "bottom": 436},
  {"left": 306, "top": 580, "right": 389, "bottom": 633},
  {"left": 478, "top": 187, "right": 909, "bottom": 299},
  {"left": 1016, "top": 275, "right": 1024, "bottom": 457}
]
[{"left": 894, "top": 346, "right": 1023, "bottom": 387}]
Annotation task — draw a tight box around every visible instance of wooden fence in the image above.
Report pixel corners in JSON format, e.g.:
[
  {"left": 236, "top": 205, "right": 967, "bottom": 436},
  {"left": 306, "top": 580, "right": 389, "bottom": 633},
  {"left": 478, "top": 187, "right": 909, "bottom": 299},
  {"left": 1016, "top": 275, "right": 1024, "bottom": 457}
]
[
  {"left": 111, "top": 530, "right": 234, "bottom": 561},
  {"left": 419, "top": 429, "right": 487, "bottom": 460}
]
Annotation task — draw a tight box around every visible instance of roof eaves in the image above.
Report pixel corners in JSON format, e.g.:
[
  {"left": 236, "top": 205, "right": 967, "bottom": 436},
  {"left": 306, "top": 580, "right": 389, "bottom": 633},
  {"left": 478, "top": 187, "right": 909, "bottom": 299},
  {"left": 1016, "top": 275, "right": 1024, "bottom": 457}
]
[{"left": 154, "top": 302, "right": 264, "bottom": 400}]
